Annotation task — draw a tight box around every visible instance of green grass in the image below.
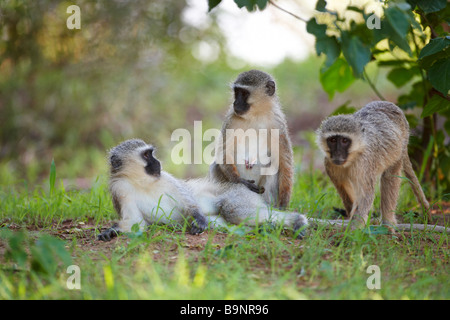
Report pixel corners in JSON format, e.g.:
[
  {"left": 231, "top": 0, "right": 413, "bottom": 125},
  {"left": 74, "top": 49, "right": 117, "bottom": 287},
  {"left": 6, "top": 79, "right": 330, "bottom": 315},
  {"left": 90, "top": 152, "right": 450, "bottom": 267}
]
[{"left": 0, "top": 164, "right": 448, "bottom": 300}]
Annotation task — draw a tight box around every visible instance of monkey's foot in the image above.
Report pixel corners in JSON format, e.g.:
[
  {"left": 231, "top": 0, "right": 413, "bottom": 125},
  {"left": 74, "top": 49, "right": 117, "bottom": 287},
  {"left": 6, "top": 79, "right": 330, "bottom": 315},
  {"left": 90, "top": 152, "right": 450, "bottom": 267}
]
[
  {"left": 333, "top": 207, "right": 348, "bottom": 218},
  {"left": 380, "top": 222, "right": 397, "bottom": 234},
  {"left": 349, "top": 216, "right": 369, "bottom": 230},
  {"left": 98, "top": 223, "right": 120, "bottom": 241}
]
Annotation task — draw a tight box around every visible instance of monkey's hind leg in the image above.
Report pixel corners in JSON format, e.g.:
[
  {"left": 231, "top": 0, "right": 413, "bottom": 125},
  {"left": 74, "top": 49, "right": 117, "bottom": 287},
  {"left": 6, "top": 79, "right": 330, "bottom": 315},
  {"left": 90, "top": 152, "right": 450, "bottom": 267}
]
[
  {"left": 349, "top": 180, "right": 376, "bottom": 227},
  {"left": 216, "top": 187, "right": 308, "bottom": 239},
  {"left": 402, "top": 152, "right": 431, "bottom": 220},
  {"left": 380, "top": 161, "right": 402, "bottom": 227}
]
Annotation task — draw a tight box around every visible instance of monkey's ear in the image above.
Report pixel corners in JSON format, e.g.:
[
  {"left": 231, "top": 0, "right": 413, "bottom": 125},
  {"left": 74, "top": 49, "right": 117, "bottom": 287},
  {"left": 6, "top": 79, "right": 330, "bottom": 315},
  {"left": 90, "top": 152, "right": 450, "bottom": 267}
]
[
  {"left": 110, "top": 154, "right": 122, "bottom": 172},
  {"left": 266, "top": 80, "right": 275, "bottom": 96}
]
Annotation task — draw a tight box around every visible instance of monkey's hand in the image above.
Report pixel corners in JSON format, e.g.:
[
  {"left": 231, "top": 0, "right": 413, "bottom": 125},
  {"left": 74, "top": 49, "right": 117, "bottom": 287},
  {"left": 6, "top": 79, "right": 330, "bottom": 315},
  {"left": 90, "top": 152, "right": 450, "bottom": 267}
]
[
  {"left": 98, "top": 223, "right": 120, "bottom": 241},
  {"left": 189, "top": 210, "right": 208, "bottom": 235},
  {"left": 240, "top": 178, "right": 265, "bottom": 194}
]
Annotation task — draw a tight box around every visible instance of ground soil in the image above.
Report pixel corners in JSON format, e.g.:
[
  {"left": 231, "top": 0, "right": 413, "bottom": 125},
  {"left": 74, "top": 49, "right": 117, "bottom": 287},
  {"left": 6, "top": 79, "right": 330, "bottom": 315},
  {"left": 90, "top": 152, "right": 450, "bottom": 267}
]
[{"left": 1, "top": 202, "right": 448, "bottom": 263}]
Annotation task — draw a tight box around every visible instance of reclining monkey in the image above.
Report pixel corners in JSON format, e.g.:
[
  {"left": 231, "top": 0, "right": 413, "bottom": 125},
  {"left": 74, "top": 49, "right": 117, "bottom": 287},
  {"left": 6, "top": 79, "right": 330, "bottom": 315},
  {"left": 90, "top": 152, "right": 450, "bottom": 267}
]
[{"left": 98, "top": 139, "right": 308, "bottom": 241}]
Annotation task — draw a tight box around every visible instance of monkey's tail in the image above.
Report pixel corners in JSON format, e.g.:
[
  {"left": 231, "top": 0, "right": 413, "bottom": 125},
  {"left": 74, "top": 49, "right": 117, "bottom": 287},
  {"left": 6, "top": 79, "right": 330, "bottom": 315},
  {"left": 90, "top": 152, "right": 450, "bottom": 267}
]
[
  {"left": 402, "top": 151, "right": 431, "bottom": 220},
  {"left": 307, "top": 218, "right": 449, "bottom": 233}
]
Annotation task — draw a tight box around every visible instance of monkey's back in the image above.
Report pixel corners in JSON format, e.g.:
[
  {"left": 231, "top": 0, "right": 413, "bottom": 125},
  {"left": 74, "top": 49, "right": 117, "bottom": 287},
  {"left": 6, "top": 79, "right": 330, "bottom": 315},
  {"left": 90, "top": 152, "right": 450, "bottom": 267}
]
[
  {"left": 354, "top": 101, "right": 409, "bottom": 169},
  {"left": 355, "top": 101, "right": 408, "bottom": 131}
]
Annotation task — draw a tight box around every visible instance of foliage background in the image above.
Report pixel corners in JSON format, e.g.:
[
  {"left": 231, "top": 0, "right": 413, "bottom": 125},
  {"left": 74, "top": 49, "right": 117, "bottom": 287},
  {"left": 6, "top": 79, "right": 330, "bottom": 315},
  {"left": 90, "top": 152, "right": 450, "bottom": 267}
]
[
  {"left": 0, "top": 0, "right": 448, "bottom": 199},
  {"left": 0, "top": 0, "right": 418, "bottom": 186}
]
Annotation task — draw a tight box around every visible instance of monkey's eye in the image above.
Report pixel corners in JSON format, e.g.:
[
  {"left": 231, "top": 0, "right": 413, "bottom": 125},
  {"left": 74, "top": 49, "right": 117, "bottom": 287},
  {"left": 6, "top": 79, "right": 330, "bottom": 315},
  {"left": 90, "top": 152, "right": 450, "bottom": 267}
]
[
  {"left": 142, "top": 149, "right": 153, "bottom": 160},
  {"left": 329, "top": 137, "right": 337, "bottom": 143},
  {"left": 341, "top": 138, "right": 349, "bottom": 144},
  {"left": 235, "top": 88, "right": 250, "bottom": 100}
]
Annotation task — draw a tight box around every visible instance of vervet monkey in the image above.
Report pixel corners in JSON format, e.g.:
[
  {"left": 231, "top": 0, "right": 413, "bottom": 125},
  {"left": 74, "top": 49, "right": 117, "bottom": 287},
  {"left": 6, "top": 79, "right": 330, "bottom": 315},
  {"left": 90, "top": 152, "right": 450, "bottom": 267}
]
[
  {"left": 98, "top": 139, "right": 308, "bottom": 241},
  {"left": 316, "top": 101, "right": 439, "bottom": 231},
  {"left": 210, "top": 70, "right": 294, "bottom": 209},
  {"left": 98, "top": 139, "right": 208, "bottom": 241}
]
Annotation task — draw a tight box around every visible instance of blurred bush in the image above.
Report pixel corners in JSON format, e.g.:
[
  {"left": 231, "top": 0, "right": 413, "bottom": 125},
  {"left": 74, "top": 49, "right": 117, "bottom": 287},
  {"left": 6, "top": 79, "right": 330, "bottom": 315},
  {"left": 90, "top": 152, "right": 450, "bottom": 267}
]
[
  {"left": 0, "top": 0, "right": 230, "bottom": 182},
  {"left": 0, "top": 0, "right": 393, "bottom": 186}
]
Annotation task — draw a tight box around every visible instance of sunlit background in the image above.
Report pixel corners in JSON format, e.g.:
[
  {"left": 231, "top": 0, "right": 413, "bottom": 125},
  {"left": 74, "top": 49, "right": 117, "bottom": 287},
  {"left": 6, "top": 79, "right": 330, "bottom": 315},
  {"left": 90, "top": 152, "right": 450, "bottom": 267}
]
[{"left": 0, "top": 0, "right": 406, "bottom": 188}]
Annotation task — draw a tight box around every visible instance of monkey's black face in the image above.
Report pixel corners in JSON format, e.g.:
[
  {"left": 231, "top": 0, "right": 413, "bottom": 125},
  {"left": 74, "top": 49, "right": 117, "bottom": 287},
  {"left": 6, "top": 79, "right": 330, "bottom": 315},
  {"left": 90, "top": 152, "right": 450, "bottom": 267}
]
[
  {"left": 233, "top": 87, "right": 250, "bottom": 115},
  {"left": 326, "top": 135, "right": 352, "bottom": 165},
  {"left": 141, "top": 148, "right": 161, "bottom": 177}
]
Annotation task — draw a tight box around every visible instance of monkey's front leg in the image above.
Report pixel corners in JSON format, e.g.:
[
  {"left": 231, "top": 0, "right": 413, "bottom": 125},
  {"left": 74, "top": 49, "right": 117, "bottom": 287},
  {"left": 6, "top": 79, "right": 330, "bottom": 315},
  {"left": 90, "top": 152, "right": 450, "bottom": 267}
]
[
  {"left": 326, "top": 170, "right": 353, "bottom": 218},
  {"left": 98, "top": 201, "right": 144, "bottom": 241},
  {"left": 333, "top": 183, "right": 354, "bottom": 218},
  {"left": 350, "top": 184, "right": 376, "bottom": 227}
]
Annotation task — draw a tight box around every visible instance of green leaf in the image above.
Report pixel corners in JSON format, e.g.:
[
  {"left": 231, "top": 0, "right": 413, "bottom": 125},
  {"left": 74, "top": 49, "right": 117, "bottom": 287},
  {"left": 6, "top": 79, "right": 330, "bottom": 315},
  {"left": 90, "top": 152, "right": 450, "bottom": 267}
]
[
  {"left": 329, "top": 101, "right": 357, "bottom": 116},
  {"left": 255, "top": 0, "right": 269, "bottom": 10},
  {"left": 2, "top": 230, "right": 28, "bottom": 269},
  {"left": 306, "top": 18, "right": 327, "bottom": 38},
  {"left": 445, "top": 120, "right": 450, "bottom": 135},
  {"left": 49, "top": 159, "right": 56, "bottom": 196},
  {"left": 233, "top": 0, "right": 252, "bottom": 11},
  {"left": 319, "top": 36, "right": 340, "bottom": 68},
  {"left": 131, "top": 222, "right": 141, "bottom": 233},
  {"left": 412, "top": 0, "right": 447, "bottom": 14},
  {"left": 340, "top": 31, "right": 371, "bottom": 77},
  {"left": 385, "top": 7, "right": 410, "bottom": 38},
  {"left": 418, "top": 37, "right": 450, "bottom": 69},
  {"left": 397, "top": 81, "right": 426, "bottom": 110},
  {"left": 419, "top": 37, "right": 450, "bottom": 60},
  {"left": 383, "top": 6, "right": 413, "bottom": 55},
  {"left": 208, "top": 0, "right": 222, "bottom": 11},
  {"left": 315, "top": 0, "right": 327, "bottom": 12},
  {"left": 30, "top": 235, "right": 72, "bottom": 276},
  {"left": 387, "top": 66, "right": 420, "bottom": 88},
  {"left": 428, "top": 58, "right": 450, "bottom": 95},
  {"left": 233, "top": 0, "right": 269, "bottom": 11},
  {"left": 421, "top": 95, "right": 450, "bottom": 118},
  {"left": 306, "top": 18, "right": 340, "bottom": 68},
  {"left": 320, "top": 58, "right": 356, "bottom": 99}
]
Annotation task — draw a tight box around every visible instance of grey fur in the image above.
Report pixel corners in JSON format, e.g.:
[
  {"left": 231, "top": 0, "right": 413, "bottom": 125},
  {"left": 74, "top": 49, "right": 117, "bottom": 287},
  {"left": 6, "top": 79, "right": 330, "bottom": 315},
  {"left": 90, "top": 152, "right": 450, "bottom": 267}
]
[
  {"left": 204, "top": 178, "right": 308, "bottom": 238},
  {"left": 99, "top": 138, "right": 308, "bottom": 240},
  {"left": 98, "top": 139, "right": 207, "bottom": 241},
  {"left": 316, "top": 101, "right": 431, "bottom": 228},
  {"left": 233, "top": 69, "right": 274, "bottom": 89}
]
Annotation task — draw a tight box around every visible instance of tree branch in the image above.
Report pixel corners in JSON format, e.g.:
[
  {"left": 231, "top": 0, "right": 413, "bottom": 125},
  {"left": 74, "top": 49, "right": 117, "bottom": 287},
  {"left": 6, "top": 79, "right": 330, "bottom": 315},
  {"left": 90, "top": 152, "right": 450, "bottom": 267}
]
[
  {"left": 363, "top": 70, "right": 386, "bottom": 101},
  {"left": 268, "top": 0, "right": 308, "bottom": 23}
]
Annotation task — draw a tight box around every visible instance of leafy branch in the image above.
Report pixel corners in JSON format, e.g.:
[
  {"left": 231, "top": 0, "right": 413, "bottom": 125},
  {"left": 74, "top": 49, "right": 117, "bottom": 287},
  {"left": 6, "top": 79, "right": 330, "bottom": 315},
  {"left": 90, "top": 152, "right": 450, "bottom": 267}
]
[{"left": 209, "top": 0, "right": 450, "bottom": 192}]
